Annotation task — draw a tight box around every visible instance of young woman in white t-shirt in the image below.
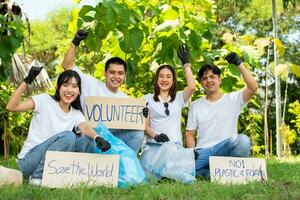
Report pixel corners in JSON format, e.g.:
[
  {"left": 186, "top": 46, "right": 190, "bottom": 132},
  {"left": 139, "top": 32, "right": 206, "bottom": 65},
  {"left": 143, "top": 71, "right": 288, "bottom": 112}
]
[
  {"left": 6, "top": 68, "right": 111, "bottom": 185},
  {"left": 140, "top": 44, "right": 196, "bottom": 178}
]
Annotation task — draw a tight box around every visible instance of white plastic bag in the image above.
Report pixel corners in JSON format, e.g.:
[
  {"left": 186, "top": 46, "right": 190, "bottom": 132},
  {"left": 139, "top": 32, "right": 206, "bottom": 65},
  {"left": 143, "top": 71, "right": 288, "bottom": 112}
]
[{"left": 145, "top": 142, "right": 196, "bottom": 184}]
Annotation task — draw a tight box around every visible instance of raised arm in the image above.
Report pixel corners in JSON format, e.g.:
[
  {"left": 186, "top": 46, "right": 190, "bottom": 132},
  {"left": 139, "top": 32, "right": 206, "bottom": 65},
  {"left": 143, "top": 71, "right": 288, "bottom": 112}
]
[
  {"left": 62, "top": 30, "right": 88, "bottom": 70},
  {"left": 6, "top": 66, "right": 43, "bottom": 112},
  {"left": 177, "top": 44, "right": 196, "bottom": 103},
  {"left": 225, "top": 52, "right": 258, "bottom": 102}
]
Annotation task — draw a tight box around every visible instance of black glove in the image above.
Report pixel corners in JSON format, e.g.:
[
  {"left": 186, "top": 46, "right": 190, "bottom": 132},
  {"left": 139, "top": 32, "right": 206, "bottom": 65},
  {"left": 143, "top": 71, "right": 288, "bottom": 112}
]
[
  {"left": 95, "top": 136, "right": 111, "bottom": 152},
  {"left": 225, "top": 52, "right": 243, "bottom": 66},
  {"left": 194, "top": 150, "right": 199, "bottom": 160},
  {"left": 24, "top": 66, "right": 43, "bottom": 84},
  {"left": 72, "top": 29, "right": 88, "bottom": 46},
  {"left": 177, "top": 44, "right": 190, "bottom": 65},
  {"left": 154, "top": 133, "right": 169, "bottom": 143},
  {"left": 142, "top": 103, "right": 149, "bottom": 118}
]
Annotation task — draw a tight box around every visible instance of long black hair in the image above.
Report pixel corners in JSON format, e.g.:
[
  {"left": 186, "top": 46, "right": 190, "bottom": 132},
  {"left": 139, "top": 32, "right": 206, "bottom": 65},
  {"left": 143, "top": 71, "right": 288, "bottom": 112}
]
[
  {"left": 52, "top": 70, "right": 83, "bottom": 113},
  {"left": 153, "top": 65, "right": 177, "bottom": 102}
]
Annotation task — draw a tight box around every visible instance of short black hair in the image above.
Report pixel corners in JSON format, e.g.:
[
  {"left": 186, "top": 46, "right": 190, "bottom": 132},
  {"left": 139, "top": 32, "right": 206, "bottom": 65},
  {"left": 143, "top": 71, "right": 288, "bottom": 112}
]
[
  {"left": 198, "top": 64, "right": 221, "bottom": 80},
  {"left": 105, "top": 57, "right": 127, "bottom": 72}
]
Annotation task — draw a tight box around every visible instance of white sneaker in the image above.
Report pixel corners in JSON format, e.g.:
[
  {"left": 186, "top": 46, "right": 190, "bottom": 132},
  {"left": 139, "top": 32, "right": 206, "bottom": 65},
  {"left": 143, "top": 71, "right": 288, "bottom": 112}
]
[{"left": 29, "top": 176, "right": 42, "bottom": 186}]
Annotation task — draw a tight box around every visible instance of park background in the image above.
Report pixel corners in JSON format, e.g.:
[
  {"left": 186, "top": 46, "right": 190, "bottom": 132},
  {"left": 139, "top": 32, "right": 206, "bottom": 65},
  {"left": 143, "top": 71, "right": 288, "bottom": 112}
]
[{"left": 0, "top": 0, "right": 300, "bottom": 199}]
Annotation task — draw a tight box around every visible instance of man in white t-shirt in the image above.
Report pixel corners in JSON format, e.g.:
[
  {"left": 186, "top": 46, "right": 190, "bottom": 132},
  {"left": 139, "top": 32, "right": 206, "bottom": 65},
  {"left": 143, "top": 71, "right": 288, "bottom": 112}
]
[
  {"left": 185, "top": 52, "right": 258, "bottom": 178},
  {"left": 61, "top": 30, "right": 144, "bottom": 154}
]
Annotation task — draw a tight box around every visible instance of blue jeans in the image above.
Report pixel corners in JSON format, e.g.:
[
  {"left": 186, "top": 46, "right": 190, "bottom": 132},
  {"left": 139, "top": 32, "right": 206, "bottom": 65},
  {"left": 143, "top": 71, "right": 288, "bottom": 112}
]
[
  {"left": 18, "top": 131, "right": 94, "bottom": 179},
  {"left": 109, "top": 129, "right": 144, "bottom": 154},
  {"left": 195, "top": 134, "right": 251, "bottom": 178}
]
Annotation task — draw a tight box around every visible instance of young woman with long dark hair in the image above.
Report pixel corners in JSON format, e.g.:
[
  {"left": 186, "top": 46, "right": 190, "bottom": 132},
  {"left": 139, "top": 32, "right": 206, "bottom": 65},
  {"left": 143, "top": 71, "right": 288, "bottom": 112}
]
[
  {"left": 140, "top": 45, "right": 196, "bottom": 179},
  {"left": 6, "top": 68, "right": 111, "bottom": 185}
]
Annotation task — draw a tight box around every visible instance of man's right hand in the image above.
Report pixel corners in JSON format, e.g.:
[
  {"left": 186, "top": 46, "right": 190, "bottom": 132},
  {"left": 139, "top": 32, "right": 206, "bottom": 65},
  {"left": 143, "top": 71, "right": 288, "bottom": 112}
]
[
  {"left": 225, "top": 52, "right": 243, "bottom": 66},
  {"left": 72, "top": 29, "right": 88, "bottom": 46},
  {"left": 24, "top": 66, "right": 43, "bottom": 84},
  {"left": 95, "top": 136, "right": 111, "bottom": 152},
  {"left": 154, "top": 133, "right": 169, "bottom": 143}
]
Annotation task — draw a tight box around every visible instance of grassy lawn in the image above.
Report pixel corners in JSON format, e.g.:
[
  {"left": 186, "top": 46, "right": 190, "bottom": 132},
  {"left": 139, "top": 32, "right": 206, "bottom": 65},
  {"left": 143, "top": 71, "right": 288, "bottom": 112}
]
[{"left": 0, "top": 157, "right": 299, "bottom": 200}]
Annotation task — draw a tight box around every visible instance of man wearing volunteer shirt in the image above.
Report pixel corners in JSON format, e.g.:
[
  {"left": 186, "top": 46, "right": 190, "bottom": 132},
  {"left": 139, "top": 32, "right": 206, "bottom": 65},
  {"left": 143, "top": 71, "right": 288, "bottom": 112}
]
[
  {"left": 185, "top": 52, "right": 258, "bottom": 178},
  {"left": 61, "top": 30, "right": 144, "bottom": 154}
]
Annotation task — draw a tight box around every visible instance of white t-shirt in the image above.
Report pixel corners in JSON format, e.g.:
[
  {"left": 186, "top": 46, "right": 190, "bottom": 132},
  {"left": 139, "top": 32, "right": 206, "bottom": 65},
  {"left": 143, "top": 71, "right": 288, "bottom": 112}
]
[
  {"left": 18, "top": 94, "right": 86, "bottom": 159},
  {"left": 73, "top": 66, "right": 128, "bottom": 111},
  {"left": 186, "top": 90, "right": 245, "bottom": 149},
  {"left": 144, "top": 91, "right": 188, "bottom": 144}
]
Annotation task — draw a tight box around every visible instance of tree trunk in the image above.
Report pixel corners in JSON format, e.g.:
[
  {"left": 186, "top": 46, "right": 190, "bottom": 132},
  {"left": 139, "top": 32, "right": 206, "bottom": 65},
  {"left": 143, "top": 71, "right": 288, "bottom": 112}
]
[
  {"left": 282, "top": 68, "right": 290, "bottom": 156},
  {"left": 3, "top": 118, "right": 10, "bottom": 160},
  {"left": 272, "top": 0, "right": 282, "bottom": 158},
  {"left": 264, "top": 45, "right": 271, "bottom": 157}
]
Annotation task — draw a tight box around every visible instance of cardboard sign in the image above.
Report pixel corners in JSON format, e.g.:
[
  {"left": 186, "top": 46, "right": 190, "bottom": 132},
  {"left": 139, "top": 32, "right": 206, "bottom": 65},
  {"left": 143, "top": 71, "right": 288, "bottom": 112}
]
[
  {"left": 209, "top": 156, "right": 267, "bottom": 184},
  {"left": 42, "top": 151, "right": 119, "bottom": 188},
  {"left": 84, "top": 96, "right": 146, "bottom": 130}
]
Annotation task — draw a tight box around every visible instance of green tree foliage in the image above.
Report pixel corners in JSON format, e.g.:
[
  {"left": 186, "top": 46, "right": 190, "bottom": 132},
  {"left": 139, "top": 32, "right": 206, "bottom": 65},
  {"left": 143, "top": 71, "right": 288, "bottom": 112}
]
[
  {"left": 0, "top": 82, "right": 31, "bottom": 156},
  {"left": 289, "top": 100, "right": 300, "bottom": 131},
  {"left": 0, "top": 3, "right": 25, "bottom": 81},
  {"left": 23, "top": 8, "right": 72, "bottom": 78},
  {"left": 70, "top": 0, "right": 216, "bottom": 93}
]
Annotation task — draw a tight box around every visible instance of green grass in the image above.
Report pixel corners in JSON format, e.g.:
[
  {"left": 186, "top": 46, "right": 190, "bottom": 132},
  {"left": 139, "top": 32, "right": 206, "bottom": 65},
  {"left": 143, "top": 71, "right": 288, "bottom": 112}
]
[{"left": 0, "top": 157, "right": 300, "bottom": 200}]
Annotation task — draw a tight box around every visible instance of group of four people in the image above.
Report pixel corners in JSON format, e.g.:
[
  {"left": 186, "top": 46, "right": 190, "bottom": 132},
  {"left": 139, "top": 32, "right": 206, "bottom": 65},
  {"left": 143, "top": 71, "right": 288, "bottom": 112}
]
[{"left": 6, "top": 30, "right": 258, "bottom": 185}]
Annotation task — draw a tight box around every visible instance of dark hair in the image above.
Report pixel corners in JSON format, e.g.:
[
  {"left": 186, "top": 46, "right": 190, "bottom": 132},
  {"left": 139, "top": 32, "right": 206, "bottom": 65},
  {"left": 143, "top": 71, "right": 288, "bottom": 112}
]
[
  {"left": 105, "top": 57, "right": 127, "bottom": 72},
  {"left": 52, "top": 70, "right": 83, "bottom": 113},
  {"left": 197, "top": 64, "right": 221, "bottom": 81},
  {"left": 153, "top": 65, "right": 177, "bottom": 102}
]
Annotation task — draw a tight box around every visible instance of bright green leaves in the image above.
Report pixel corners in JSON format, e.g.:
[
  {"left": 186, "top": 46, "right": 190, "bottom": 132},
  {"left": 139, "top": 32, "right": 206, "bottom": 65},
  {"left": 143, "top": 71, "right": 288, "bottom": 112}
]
[
  {"left": 119, "top": 27, "right": 144, "bottom": 53},
  {"left": 239, "top": 45, "right": 261, "bottom": 67},
  {"left": 78, "top": 0, "right": 143, "bottom": 53},
  {"left": 0, "top": 14, "right": 25, "bottom": 81},
  {"left": 75, "top": 0, "right": 216, "bottom": 87}
]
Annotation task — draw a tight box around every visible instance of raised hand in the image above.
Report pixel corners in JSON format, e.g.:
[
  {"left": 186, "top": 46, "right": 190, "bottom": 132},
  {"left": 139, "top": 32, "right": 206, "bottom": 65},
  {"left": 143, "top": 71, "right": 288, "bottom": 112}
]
[
  {"left": 24, "top": 66, "right": 43, "bottom": 84},
  {"left": 95, "top": 136, "right": 111, "bottom": 152},
  {"left": 225, "top": 52, "right": 243, "bottom": 66},
  {"left": 72, "top": 29, "right": 88, "bottom": 46},
  {"left": 177, "top": 43, "right": 190, "bottom": 65},
  {"left": 154, "top": 133, "right": 169, "bottom": 143}
]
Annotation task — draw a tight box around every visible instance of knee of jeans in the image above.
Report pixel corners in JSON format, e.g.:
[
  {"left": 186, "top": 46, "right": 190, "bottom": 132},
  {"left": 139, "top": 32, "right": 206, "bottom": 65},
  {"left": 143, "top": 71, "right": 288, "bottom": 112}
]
[
  {"left": 61, "top": 131, "right": 76, "bottom": 146},
  {"left": 238, "top": 134, "right": 251, "bottom": 147},
  {"left": 236, "top": 134, "right": 251, "bottom": 156}
]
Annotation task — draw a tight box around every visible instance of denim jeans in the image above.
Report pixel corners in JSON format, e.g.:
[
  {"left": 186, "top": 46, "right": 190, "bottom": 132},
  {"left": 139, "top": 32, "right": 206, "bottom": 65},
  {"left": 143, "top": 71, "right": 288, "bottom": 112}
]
[
  {"left": 109, "top": 129, "right": 144, "bottom": 155},
  {"left": 194, "top": 134, "right": 251, "bottom": 178},
  {"left": 18, "top": 131, "right": 94, "bottom": 179}
]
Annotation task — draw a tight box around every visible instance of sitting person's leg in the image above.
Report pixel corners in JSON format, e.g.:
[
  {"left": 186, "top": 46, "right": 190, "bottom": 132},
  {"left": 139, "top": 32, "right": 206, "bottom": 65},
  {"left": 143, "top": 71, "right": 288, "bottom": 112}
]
[
  {"left": 195, "top": 134, "right": 250, "bottom": 178},
  {"left": 109, "top": 129, "right": 144, "bottom": 154},
  {"left": 194, "top": 148, "right": 212, "bottom": 178},
  {"left": 228, "top": 134, "right": 251, "bottom": 157},
  {"left": 213, "top": 134, "right": 251, "bottom": 157},
  {"left": 18, "top": 131, "right": 76, "bottom": 179},
  {"left": 75, "top": 135, "right": 94, "bottom": 153}
]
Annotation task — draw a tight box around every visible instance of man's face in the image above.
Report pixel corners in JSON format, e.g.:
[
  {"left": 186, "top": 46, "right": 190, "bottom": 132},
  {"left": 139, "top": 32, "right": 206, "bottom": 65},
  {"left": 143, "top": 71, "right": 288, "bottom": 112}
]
[
  {"left": 105, "top": 63, "right": 126, "bottom": 92},
  {"left": 200, "top": 70, "right": 221, "bottom": 95}
]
